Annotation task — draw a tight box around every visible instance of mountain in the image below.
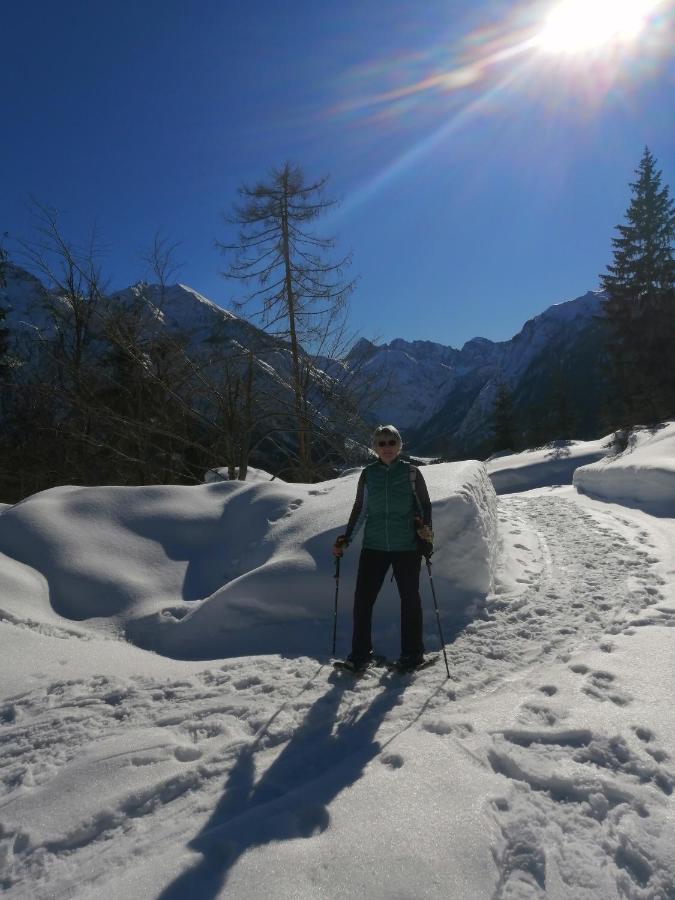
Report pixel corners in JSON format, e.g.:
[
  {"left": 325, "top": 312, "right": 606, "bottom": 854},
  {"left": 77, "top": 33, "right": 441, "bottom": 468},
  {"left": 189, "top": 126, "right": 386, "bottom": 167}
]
[
  {"left": 0, "top": 264, "right": 381, "bottom": 492},
  {"left": 350, "top": 291, "right": 607, "bottom": 457},
  {"left": 1, "top": 263, "right": 290, "bottom": 372},
  {"left": 1, "top": 264, "right": 609, "bottom": 465},
  {"left": 0, "top": 265, "right": 330, "bottom": 486},
  {"left": 0, "top": 264, "right": 317, "bottom": 435}
]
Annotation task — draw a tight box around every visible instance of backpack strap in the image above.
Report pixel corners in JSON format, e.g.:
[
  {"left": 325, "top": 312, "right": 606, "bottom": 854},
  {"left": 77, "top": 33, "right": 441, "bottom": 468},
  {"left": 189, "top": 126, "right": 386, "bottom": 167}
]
[
  {"left": 409, "top": 463, "right": 432, "bottom": 526},
  {"left": 409, "top": 464, "right": 423, "bottom": 518}
]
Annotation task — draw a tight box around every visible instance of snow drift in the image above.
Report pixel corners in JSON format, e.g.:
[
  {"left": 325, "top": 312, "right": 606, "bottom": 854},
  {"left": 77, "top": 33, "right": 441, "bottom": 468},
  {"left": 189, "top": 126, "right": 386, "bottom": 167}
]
[
  {"left": 574, "top": 422, "right": 675, "bottom": 512},
  {"left": 486, "top": 435, "right": 612, "bottom": 493},
  {"left": 0, "top": 461, "right": 498, "bottom": 661}
]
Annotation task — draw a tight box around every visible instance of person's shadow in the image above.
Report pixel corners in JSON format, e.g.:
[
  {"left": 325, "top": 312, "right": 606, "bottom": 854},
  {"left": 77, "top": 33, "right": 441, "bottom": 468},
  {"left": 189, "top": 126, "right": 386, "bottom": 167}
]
[{"left": 158, "top": 672, "right": 405, "bottom": 899}]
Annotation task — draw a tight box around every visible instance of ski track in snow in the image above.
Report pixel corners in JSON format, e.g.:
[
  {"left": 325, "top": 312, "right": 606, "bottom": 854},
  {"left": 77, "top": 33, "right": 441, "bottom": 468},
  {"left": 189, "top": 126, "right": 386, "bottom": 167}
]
[{"left": 1, "top": 494, "right": 674, "bottom": 898}]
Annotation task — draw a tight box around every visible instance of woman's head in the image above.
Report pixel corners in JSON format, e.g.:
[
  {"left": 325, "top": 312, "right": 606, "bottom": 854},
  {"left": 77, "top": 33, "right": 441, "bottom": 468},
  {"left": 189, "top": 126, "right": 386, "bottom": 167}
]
[{"left": 372, "top": 424, "right": 402, "bottom": 464}]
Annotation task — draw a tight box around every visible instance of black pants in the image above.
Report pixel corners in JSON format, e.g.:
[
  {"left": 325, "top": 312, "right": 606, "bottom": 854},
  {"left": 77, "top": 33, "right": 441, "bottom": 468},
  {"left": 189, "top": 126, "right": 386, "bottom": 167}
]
[{"left": 352, "top": 548, "right": 424, "bottom": 659}]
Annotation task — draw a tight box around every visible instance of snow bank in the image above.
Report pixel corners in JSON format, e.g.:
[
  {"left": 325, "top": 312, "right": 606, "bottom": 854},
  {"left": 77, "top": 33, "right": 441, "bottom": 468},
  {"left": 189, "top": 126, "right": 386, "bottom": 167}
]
[
  {"left": 204, "top": 466, "right": 274, "bottom": 484},
  {"left": 486, "top": 436, "right": 612, "bottom": 493},
  {"left": 0, "top": 462, "right": 497, "bottom": 661},
  {"left": 574, "top": 422, "right": 675, "bottom": 513}
]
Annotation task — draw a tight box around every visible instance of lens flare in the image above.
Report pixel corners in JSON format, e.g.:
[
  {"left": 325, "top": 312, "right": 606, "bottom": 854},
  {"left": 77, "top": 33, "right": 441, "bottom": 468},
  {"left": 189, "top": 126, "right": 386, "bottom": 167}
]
[
  {"left": 325, "top": 0, "right": 673, "bottom": 219},
  {"left": 536, "top": 0, "right": 662, "bottom": 54}
]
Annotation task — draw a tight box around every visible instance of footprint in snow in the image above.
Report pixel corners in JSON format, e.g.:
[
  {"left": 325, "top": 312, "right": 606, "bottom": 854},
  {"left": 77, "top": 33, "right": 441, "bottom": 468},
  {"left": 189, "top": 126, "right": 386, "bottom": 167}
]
[
  {"left": 380, "top": 753, "right": 405, "bottom": 769},
  {"left": 581, "top": 670, "right": 633, "bottom": 707},
  {"left": 423, "top": 720, "right": 473, "bottom": 738},
  {"left": 280, "top": 498, "right": 304, "bottom": 518},
  {"left": 632, "top": 726, "right": 671, "bottom": 763},
  {"left": 569, "top": 663, "right": 590, "bottom": 674},
  {"left": 517, "top": 703, "right": 560, "bottom": 727},
  {"left": 1, "top": 704, "right": 17, "bottom": 724},
  {"left": 233, "top": 675, "right": 263, "bottom": 690},
  {"left": 538, "top": 685, "right": 558, "bottom": 696}
]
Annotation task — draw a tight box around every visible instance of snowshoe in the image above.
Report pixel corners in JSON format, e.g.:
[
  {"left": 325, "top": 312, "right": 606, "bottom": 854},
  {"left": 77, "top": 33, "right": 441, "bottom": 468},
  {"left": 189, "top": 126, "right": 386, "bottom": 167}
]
[
  {"left": 387, "top": 654, "right": 438, "bottom": 674},
  {"left": 333, "top": 653, "right": 387, "bottom": 675}
]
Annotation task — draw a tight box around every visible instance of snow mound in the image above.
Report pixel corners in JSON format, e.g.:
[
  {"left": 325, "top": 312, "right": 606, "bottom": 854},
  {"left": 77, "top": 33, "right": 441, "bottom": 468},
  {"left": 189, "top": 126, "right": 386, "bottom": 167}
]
[
  {"left": 574, "top": 422, "right": 675, "bottom": 513},
  {"left": 204, "top": 466, "right": 274, "bottom": 483},
  {"left": 486, "top": 436, "right": 612, "bottom": 493},
  {"left": 0, "top": 462, "right": 497, "bottom": 661}
]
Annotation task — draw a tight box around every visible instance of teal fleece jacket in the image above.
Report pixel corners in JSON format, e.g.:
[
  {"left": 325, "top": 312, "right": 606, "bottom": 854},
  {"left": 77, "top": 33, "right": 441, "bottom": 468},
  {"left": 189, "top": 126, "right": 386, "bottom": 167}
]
[{"left": 344, "top": 459, "right": 432, "bottom": 552}]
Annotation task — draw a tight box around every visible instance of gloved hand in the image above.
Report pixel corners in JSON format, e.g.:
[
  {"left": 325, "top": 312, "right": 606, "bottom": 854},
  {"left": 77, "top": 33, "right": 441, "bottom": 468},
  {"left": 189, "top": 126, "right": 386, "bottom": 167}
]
[
  {"left": 415, "top": 520, "right": 434, "bottom": 557},
  {"left": 416, "top": 524, "right": 434, "bottom": 544},
  {"left": 333, "top": 535, "right": 347, "bottom": 558}
]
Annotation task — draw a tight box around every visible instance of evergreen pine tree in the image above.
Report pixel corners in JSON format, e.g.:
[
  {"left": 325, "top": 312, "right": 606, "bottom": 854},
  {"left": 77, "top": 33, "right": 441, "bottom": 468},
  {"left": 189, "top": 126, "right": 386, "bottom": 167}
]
[
  {"left": 0, "top": 240, "right": 7, "bottom": 287},
  {"left": 0, "top": 305, "right": 8, "bottom": 376},
  {"left": 0, "top": 242, "right": 10, "bottom": 376},
  {"left": 550, "top": 366, "right": 575, "bottom": 440},
  {"left": 491, "top": 381, "right": 517, "bottom": 452},
  {"left": 600, "top": 148, "right": 675, "bottom": 423}
]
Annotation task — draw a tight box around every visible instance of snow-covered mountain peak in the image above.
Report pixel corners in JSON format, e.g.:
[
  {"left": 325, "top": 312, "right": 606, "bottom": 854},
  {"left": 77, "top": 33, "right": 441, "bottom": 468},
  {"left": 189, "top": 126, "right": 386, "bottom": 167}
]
[
  {"left": 528, "top": 289, "right": 603, "bottom": 327},
  {"left": 173, "top": 283, "right": 236, "bottom": 319},
  {"left": 388, "top": 337, "right": 456, "bottom": 358}
]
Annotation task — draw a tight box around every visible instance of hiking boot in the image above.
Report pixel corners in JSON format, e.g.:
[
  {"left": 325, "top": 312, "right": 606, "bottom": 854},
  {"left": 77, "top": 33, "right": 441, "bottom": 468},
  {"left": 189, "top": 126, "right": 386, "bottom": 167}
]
[
  {"left": 345, "top": 651, "right": 373, "bottom": 671},
  {"left": 396, "top": 653, "right": 425, "bottom": 672}
]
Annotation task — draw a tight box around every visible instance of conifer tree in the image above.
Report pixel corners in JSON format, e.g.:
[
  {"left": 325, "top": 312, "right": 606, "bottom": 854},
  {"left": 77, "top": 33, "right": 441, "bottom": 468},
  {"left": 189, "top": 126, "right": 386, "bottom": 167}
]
[
  {"left": 601, "top": 148, "right": 675, "bottom": 422},
  {"left": 0, "top": 305, "right": 8, "bottom": 378},
  {"left": 0, "top": 241, "right": 10, "bottom": 377},
  {"left": 550, "top": 366, "right": 575, "bottom": 440},
  {"left": 491, "top": 381, "right": 517, "bottom": 452},
  {"left": 0, "top": 238, "right": 7, "bottom": 287}
]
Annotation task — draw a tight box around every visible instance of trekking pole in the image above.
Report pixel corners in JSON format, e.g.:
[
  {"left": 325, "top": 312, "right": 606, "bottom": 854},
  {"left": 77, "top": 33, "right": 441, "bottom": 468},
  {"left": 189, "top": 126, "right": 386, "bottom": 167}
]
[
  {"left": 332, "top": 555, "right": 340, "bottom": 658},
  {"left": 424, "top": 554, "right": 451, "bottom": 679}
]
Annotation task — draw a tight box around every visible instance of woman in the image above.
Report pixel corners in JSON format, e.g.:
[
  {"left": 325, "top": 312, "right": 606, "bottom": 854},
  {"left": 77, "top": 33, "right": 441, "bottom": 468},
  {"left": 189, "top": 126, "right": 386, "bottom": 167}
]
[{"left": 333, "top": 424, "right": 433, "bottom": 671}]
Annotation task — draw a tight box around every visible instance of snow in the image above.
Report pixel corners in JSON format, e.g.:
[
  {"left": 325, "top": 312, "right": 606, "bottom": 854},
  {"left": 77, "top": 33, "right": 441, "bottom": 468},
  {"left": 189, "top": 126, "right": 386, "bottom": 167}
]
[
  {"left": 1, "top": 441, "right": 674, "bottom": 899},
  {"left": 486, "top": 435, "right": 613, "bottom": 493},
  {"left": 204, "top": 466, "right": 275, "bottom": 484},
  {"left": 0, "top": 461, "right": 496, "bottom": 661},
  {"left": 574, "top": 422, "right": 675, "bottom": 512}
]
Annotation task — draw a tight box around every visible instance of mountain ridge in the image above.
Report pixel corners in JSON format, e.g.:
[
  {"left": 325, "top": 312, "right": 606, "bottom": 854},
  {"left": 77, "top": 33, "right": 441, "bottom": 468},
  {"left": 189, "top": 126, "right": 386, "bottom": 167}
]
[{"left": 1, "top": 263, "right": 608, "bottom": 460}]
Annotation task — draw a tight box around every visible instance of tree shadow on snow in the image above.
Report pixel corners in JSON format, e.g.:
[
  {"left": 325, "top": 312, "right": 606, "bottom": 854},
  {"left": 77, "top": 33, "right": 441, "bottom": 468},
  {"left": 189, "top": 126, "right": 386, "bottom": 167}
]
[
  {"left": 545, "top": 440, "right": 573, "bottom": 461},
  {"left": 157, "top": 674, "right": 405, "bottom": 900}
]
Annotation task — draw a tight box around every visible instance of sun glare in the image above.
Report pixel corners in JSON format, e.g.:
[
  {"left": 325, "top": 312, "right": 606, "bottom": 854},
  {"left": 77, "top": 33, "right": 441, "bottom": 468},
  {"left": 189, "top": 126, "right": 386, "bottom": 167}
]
[{"left": 537, "top": 0, "right": 660, "bottom": 53}]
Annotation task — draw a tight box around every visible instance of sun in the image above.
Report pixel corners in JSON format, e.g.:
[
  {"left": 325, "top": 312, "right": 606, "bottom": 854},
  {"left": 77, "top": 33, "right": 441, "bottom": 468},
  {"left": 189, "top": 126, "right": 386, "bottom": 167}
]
[{"left": 536, "top": 0, "right": 661, "bottom": 54}]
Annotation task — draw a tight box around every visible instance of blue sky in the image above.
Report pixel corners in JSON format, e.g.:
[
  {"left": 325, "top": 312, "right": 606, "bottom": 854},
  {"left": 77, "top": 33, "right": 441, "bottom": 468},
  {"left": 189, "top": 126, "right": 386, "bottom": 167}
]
[{"left": 2, "top": 0, "right": 674, "bottom": 348}]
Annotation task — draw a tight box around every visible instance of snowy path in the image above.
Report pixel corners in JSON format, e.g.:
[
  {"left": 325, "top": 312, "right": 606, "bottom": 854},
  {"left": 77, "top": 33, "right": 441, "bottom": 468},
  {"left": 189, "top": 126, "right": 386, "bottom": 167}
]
[
  {"left": 478, "top": 493, "right": 675, "bottom": 899},
  {"left": 1, "top": 490, "right": 673, "bottom": 898}
]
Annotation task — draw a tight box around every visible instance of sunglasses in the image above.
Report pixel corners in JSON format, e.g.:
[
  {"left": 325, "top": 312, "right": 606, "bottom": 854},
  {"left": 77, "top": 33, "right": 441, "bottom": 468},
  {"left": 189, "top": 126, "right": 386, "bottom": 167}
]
[{"left": 377, "top": 439, "right": 398, "bottom": 447}]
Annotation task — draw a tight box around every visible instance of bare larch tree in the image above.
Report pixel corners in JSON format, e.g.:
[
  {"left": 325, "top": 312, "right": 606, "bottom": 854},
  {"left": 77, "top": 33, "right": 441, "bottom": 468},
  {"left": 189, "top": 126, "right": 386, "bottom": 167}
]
[{"left": 218, "top": 161, "right": 355, "bottom": 481}]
